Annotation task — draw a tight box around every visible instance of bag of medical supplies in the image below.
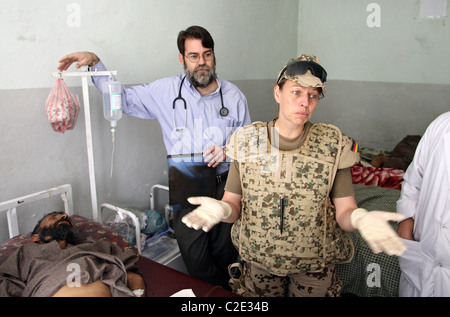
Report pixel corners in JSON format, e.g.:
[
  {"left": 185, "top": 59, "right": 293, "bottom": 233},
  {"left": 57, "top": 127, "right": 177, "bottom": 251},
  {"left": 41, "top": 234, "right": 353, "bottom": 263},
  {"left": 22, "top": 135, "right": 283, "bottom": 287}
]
[{"left": 45, "top": 78, "right": 80, "bottom": 133}]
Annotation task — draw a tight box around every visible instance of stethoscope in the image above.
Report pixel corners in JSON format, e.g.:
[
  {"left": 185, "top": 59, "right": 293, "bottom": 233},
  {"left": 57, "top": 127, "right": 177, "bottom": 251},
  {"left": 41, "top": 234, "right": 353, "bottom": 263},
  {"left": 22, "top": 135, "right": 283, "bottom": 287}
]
[{"left": 172, "top": 76, "right": 229, "bottom": 132}]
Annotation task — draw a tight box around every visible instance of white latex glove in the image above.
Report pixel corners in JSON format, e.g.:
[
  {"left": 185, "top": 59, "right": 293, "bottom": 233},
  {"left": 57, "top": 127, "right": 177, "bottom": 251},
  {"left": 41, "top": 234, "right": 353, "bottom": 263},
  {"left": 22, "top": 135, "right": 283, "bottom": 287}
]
[
  {"left": 182, "top": 197, "right": 232, "bottom": 232},
  {"left": 351, "top": 208, "right": 407, "bottom": 256}
]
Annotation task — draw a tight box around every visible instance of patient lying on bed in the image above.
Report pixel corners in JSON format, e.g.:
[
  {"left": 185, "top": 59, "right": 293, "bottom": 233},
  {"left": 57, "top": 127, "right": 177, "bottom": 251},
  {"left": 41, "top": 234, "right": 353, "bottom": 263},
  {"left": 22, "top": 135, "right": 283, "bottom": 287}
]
[{"left": 0, "top": 211, "right": 144, "bottom": 297}]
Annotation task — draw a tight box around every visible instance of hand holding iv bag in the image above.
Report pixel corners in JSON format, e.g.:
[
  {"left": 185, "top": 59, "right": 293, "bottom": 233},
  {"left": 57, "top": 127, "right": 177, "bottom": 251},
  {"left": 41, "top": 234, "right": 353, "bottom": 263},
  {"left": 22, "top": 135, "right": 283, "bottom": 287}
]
[{"left": 102, "top": 77, "right": 122, "bottom": 129}]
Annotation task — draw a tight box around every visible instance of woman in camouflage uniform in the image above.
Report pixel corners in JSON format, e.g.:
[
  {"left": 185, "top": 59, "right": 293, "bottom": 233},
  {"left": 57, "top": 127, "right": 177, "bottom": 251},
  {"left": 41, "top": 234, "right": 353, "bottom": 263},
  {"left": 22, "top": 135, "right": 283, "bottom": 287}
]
[{"left": 182, "top": 55, "right": 406, "bottom": 297}]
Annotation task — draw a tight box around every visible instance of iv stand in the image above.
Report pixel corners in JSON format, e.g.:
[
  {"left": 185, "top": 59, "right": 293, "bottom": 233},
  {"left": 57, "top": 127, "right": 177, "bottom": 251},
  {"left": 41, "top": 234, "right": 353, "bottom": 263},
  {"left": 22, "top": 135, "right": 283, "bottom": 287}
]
[{"left": 51, "top": 69, "right": 117, "bottom": 221}]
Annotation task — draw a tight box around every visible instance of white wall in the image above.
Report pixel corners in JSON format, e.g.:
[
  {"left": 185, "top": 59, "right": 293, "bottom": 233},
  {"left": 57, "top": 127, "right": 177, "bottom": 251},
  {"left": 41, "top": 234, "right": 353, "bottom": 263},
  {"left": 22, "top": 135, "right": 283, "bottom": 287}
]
[
  {"left": 0, "top": 0, "right": 298, "bottom": 90},
  {"left": 298, "top": 0, "right": 450, "bottom": 85},
  {"left": 297, "top": 0, "right": 450, "bottom": 148}
]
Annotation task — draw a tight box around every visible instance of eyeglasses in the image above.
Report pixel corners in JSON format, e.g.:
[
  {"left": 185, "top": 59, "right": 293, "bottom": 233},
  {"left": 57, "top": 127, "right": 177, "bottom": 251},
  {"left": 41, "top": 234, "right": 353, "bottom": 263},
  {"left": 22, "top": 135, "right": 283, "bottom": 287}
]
[
  {"left": 277, "top": 60, "right": 327, "bottom": 84},
  {"left": 184, "top": 51, "right": 214, "bottom": 63}
]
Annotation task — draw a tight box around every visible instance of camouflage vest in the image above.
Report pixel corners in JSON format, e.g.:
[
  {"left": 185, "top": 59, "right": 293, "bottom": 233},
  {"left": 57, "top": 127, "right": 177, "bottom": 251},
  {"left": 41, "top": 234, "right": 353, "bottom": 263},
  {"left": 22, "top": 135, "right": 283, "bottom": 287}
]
[{"left": 228, "top": 121, "right": 354, "bottom": 275}]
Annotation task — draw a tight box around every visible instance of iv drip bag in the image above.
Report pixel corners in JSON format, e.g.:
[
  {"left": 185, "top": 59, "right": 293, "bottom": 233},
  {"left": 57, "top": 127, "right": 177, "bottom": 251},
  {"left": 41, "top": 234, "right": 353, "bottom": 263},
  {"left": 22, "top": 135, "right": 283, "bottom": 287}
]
[{"left": 102, "top": 77, "right": 122, "bottom": 127}]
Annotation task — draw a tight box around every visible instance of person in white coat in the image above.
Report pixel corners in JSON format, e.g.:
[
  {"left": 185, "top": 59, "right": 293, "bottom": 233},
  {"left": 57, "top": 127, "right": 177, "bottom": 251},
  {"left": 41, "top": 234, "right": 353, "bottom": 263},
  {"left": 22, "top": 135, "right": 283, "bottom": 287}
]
[{"left": 397, "top": 111, "right": 450, "bottom": 297}]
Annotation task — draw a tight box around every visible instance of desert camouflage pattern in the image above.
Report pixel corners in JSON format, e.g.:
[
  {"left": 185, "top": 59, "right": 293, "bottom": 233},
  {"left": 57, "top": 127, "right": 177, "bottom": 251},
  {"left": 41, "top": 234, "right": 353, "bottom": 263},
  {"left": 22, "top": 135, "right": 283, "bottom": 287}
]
[
  {"left": 227, "top": 121, "right": 359, "bottom": 275},
  {"left": 236, "top": 262, "right": 342, "bottom": 297}
]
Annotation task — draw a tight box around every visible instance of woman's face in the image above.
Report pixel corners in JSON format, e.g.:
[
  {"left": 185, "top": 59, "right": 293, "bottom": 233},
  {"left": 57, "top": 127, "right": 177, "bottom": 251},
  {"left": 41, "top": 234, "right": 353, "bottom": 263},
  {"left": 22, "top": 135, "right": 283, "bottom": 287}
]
[{"left": 274, "top": 80, "right": 320, "bottom": 127}]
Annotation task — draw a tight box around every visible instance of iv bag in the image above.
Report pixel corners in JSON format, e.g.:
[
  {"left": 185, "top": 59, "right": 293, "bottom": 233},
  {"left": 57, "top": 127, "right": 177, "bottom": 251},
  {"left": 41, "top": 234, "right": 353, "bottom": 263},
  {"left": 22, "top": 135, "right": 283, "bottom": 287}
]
[
  {"left": 102, "top": 78, "right": 123, "bottom": 180},
  {"left": 102, "top": 79, "right": 122, "bottom": 126}
]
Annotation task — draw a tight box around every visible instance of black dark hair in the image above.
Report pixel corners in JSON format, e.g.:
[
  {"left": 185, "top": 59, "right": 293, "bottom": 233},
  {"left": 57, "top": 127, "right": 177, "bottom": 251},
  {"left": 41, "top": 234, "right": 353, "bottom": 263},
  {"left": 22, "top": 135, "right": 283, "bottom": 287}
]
[
  {"left": 31, "top": 211, "right": 78, "bottom": 244},
  {"left": 32, "top": 211, "right": 65, "bottom": 235},
  {"left": 177, "top": 26, "right": 215, "bottom": 55}
]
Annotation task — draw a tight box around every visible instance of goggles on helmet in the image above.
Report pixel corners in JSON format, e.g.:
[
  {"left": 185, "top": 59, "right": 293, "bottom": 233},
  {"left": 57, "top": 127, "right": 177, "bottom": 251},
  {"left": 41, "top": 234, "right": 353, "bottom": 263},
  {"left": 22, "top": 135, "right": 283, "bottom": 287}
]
[{"left": 276, "top": 60, "right": 327, "bottom": 84}]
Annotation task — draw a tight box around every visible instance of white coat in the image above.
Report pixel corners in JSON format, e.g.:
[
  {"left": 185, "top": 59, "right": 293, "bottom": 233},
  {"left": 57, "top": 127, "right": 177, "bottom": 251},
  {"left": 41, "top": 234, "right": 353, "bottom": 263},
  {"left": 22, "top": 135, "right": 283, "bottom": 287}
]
[{"left": 397, "top": 111, "right": 450, "bottom": 297}]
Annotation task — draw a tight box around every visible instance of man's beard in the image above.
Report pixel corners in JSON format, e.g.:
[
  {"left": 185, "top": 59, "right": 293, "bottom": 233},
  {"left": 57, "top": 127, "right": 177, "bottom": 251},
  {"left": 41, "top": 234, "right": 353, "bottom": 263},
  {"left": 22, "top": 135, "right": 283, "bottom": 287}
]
[
  {"left": 39, "top": 218, "right": 78, "bottom": 245},
  {"left": 184, "top": 63, "right": 217, "bottom": 88}
]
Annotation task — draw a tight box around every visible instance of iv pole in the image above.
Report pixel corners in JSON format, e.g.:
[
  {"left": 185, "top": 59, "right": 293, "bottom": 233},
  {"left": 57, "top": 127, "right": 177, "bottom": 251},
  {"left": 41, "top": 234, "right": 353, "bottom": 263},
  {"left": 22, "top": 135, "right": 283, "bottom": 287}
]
[{"left": 51, "top": 69, "right": 117, "bottom": 221}]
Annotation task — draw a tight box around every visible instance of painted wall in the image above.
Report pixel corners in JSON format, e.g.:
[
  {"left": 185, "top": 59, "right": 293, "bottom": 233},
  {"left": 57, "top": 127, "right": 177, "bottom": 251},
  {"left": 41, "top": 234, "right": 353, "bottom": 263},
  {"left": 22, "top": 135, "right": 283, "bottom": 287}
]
[
  {"left": 299, "top": 0, "right": 449, "bottom": 85},
  {"left": 0, "top": 0, "right": 298, "bottom": 89},
  {"left": 298, "top": 0, "right": 450, "bottom": 147}
]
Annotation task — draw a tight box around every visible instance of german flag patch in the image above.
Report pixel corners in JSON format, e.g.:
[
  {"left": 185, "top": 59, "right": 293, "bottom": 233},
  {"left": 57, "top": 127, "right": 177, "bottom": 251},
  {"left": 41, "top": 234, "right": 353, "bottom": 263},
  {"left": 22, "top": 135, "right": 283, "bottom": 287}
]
[{"left": 351, "top": 140, "right": 359, "bottom": 153}]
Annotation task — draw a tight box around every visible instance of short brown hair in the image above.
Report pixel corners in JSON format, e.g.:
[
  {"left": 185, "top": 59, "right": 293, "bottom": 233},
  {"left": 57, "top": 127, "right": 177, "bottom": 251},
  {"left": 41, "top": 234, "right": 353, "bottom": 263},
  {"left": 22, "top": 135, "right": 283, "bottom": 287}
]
[{"left": 177, "top": 26, "right": 215, "bottom": 55}]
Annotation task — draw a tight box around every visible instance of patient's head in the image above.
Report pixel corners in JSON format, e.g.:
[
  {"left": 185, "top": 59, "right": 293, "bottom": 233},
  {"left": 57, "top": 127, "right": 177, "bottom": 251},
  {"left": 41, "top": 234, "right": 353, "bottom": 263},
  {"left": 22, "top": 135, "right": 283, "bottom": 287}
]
[{"left": 31, "top": 211, "right": 78, "bottom": 245}]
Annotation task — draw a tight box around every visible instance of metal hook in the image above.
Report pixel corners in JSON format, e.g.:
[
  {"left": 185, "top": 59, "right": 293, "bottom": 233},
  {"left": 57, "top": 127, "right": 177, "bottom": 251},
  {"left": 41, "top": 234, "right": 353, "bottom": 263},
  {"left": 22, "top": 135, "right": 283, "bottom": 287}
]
[{"left": 88, "top": 66, "right": 98, "bottom": 75}]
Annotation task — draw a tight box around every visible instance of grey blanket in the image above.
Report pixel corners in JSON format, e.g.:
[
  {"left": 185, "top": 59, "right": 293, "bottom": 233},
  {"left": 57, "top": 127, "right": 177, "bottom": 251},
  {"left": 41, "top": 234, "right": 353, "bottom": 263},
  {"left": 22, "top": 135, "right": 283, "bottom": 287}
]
[{"left": 0, "top": 239, "right": 140, "bottom": 297}]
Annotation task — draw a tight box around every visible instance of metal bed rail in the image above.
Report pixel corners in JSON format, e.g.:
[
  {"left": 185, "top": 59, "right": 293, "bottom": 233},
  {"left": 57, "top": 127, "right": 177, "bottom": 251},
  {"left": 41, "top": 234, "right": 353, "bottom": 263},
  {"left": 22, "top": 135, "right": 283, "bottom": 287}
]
[
  {"left": 98, "top": 203, "right": 142, "bottom": 254},
  {"left": 0, "top": 184, "right": 73, "bottom": 239}
]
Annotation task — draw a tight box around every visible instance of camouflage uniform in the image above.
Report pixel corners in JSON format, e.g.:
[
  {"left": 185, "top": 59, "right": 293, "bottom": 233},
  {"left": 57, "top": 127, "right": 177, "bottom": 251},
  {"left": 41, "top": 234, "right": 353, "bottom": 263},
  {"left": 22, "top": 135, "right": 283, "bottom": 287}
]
[
  {"left": 240, "top": 261, "right": 343, "bottom": 297},
  {"left": 226, "top": 121, "right": 360, "bottom": 296}
]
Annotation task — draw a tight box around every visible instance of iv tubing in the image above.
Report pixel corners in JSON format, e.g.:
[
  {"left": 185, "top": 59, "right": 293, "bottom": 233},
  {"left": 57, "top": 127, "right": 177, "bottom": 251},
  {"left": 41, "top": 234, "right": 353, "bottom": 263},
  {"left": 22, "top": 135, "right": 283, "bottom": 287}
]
[{"left": 110, "top": 125, "right": 116, "bottom": 179}]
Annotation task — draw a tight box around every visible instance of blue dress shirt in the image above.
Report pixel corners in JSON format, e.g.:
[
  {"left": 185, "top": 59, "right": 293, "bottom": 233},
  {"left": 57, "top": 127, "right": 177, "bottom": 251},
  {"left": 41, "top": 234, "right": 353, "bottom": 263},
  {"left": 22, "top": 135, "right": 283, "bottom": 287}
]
[{"left": 91, "top": 61, "right": 251, "bottom": 174}]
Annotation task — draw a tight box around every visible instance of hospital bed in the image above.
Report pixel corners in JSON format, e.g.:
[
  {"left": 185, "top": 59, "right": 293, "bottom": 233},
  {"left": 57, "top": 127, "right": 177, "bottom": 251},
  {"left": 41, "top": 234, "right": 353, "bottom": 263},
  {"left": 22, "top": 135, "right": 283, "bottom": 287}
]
[{"left": 0, "top": 184, "right": 236, "bottom": 297}]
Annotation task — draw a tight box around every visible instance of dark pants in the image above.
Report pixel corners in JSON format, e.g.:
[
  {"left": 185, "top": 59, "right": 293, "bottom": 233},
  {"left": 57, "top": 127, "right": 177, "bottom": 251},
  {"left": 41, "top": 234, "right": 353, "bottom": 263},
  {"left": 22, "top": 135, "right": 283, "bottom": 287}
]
[{"left": 172, "top": 180, "right": 238, "bottom": 289}]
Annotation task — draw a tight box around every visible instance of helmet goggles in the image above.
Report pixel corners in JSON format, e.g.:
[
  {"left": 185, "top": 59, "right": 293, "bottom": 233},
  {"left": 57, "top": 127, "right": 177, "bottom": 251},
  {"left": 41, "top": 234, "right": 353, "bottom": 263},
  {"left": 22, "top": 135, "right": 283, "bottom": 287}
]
[{"left": 277, "top": 60, "right": 327, "bottom": 85}]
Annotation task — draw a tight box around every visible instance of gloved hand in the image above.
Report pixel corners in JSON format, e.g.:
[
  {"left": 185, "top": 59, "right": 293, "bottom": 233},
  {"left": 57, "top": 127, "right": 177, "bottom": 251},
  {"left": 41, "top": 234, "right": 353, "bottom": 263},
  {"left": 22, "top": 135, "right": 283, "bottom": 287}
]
[
  {"left": 182, "top": 197, "right": 232, "bottom": 232},
  {"left": 351, "top": 208, "right": 407, "bottom": 256}
]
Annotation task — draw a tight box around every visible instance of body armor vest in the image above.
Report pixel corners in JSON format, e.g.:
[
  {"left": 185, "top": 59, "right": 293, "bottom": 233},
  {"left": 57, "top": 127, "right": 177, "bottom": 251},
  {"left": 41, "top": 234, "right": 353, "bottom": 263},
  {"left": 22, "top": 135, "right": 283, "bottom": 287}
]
[{"left": 228, "top": 121, "right": 354, "bottom": 275}]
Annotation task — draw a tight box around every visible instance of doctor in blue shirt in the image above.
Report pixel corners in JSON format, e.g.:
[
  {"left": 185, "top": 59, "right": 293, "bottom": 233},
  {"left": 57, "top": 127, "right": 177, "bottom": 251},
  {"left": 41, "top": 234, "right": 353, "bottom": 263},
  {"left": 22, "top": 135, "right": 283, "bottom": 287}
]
[{"left": 58, "top": 26, "right": 251, "bottom": 289}]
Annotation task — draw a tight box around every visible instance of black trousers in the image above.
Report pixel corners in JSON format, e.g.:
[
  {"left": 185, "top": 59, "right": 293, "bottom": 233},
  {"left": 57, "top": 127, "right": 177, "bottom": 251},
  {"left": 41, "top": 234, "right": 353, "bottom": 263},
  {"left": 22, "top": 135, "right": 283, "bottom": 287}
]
[{"left": 172, "top": 180, "right": 238, "bottom": 289}]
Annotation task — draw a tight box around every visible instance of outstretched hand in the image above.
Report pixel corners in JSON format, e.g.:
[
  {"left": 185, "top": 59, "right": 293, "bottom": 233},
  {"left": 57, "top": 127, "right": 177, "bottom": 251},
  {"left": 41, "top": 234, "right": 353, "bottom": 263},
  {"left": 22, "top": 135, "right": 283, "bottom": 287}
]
[
  {"left": 57, "top": 52, "right": 99, "bottom": 72},
  {"left": 351, "top": 208, "right": 406, "bottom": 256},
  {"left": 182, "top": 197, "right": 232, "bottom": 232}
]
